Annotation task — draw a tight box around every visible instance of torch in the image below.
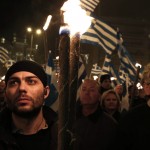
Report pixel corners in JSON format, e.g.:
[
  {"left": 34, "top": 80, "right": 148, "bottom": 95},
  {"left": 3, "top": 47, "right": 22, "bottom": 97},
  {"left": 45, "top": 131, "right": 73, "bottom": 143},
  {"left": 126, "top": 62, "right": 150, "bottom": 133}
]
[{"left": 58, "top": 0, "right": 92, "bottom": 150}]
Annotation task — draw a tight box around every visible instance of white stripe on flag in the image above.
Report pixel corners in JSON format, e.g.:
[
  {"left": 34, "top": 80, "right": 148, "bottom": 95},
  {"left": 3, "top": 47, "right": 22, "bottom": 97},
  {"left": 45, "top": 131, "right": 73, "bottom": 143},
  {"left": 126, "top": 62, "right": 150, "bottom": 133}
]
[
  {"left": 0, "top": 46, "right": 10, "bottom": 63},
  {"left": 81, "top": 18, "right": 119, "bottom": 55},
  {"left": 80, "top": 0, "right": 100, "bottom": 12},
  {"left": 45, "top": 66, "right": 52, "bottom": 75},
  {"left": 77, "top": 56, "right": 88, "bottom": 101}
]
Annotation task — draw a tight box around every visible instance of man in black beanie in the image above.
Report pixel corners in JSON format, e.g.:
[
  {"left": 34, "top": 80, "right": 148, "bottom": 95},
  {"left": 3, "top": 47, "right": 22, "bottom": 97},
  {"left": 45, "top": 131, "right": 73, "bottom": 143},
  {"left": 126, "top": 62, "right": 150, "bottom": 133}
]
[
  {"left": 99, "top": 74, "right": 112, "bottom": 94},
  {"left": 0, "top": 60, "right": 58, "bottom": 150}
]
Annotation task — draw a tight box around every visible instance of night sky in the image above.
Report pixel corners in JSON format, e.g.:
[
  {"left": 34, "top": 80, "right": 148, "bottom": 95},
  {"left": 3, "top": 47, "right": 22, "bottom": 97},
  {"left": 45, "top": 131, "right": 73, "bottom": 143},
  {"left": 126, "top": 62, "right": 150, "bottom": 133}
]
[
  {"left": 0, "top": 0, "right": 150, "bottom": 73},
  {"left": 1, "top": 0, "right": 150, "bottom": 37},
  {"left": 0, "top": 0, "right": 65, "bottom": 39},
  {"left": 0, "top": 0, "right": 150, "bottom": 52}
]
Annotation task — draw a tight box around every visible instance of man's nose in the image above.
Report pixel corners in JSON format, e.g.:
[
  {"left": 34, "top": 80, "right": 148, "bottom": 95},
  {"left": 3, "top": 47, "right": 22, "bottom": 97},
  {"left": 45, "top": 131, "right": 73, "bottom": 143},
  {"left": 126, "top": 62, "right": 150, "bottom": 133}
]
[{"left": 18, "top": 81, "right": 26, "bottom": 91}]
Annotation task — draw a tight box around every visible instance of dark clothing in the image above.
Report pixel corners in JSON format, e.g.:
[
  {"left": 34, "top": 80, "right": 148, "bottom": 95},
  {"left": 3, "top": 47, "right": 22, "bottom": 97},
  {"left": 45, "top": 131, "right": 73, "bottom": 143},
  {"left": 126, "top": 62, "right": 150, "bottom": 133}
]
[
  {"left": 0, "top": 96, "right": 6, "bottom": 112},
  {"left": 100, "top": 86, "right": 112, "bottom": 94},
  {"left": 117, "top": 102, "right": 150, "bottom": 150},
  {"left": 129, "top": 96, "right": 147, "bottom": 109},
  {"left": 104, "top": 110, "right": 121, "bottom": 122},
  {"left": 112, "top": 111, "right": 121, "bottom": 122},
  {"left": 0, "top": 105, "right": 58, "bottom": 150},
  {"left": 74, "top": 106, "right": 118, "bottom": 150}
]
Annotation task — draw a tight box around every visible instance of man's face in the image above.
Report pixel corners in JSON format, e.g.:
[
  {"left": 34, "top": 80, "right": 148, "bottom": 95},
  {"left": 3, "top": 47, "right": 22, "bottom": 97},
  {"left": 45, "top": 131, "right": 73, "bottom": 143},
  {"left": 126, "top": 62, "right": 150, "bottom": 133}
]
[
  {"left": 5, "top": 71, "right": 49, "bottom": 118},
  {"left": 115, "top": 85, "right": 123, "bottom": 95},
  {"left": 143, "top": 80, "right": 150, "bottom": 96},
  {"left": 101, "top": 79, "right": 111, "bottom": 89},
  {"left": 79, "top": 80, "right": 100, "bottom": 106}
]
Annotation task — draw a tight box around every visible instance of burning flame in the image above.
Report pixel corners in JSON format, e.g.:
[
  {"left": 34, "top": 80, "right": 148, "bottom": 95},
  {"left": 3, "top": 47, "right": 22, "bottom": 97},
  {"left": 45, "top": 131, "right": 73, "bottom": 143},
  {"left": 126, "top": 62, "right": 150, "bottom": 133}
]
[
  {"left": 61, "top": 0, "right": 93, "bottom": 37},
  {"left": 111, "top": 77, "right": 117, "bottom": 81},
  {"left": 136, "top": 82, "right": 143, "bottom": 89},
  {"left": 135, "top": 63, "right": 142, "bottom": 68}
]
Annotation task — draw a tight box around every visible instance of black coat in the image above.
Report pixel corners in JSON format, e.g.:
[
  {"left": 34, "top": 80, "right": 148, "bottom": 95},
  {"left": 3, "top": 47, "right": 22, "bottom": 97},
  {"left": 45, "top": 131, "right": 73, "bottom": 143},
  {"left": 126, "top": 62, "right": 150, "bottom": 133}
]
[
  {"left": 73, "top": 106, "right": 118, "bottom": 150},
  {"left": 0, "top": 105, "right": 58, "bottom": 150},
  {"left": 117, "top": 102, "right": 150, "bottom": 150}
]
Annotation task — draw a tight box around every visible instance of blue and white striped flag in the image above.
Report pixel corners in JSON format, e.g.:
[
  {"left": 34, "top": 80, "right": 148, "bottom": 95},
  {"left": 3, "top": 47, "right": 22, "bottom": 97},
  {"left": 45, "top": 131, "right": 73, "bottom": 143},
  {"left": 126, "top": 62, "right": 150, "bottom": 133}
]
[
  {"left": 118, "top": 44, "right": 137, "bottom": 83},
  {"left": 81, "top": 18, "right": 119, "bottom": 55},
  {"left": 45, "top": 54, "right": 54, "bottom": 83},
  {"left": 80, "top": 0, "right": 100, "bottom": 14},
  {"left": 91, "top": 63, "right": 102, "bottom": 75},
  {"left": 0, "top": 46, "right": 10, "bottom": 64},
  {"left": 118, "top": 65, "right": 132, "bottom": 85},
  {"left": 102, "top": 54, "right": 121, "bottom": 87},
  {"left": 102, "top": 54, "right": 111, "bottom": 73},
  {"left": 118, "top": 65, "right": 130, "bottom": 111},
  {"left": 45, "top": 54, "right": 58, "bottom": 111},
  {"left": 77, "top": 56, "right": 88, "bottom": 101}
]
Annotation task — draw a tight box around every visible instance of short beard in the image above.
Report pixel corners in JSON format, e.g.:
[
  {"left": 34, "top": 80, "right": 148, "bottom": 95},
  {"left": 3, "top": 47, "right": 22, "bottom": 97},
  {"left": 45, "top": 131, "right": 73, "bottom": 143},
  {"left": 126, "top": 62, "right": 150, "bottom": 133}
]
[{"left": 12, "top": 106, "right": 42, "bottom": 119}]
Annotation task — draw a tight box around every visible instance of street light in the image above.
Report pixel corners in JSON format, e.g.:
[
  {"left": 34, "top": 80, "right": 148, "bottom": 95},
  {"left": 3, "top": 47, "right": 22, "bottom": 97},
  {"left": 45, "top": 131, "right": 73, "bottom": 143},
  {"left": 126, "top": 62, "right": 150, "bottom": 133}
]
[
  {"left": 43, "top": 15, "right": 52, "bottom": 65},
  {"left": 26, "top": 27, "right": 42, "bottom": 59}
]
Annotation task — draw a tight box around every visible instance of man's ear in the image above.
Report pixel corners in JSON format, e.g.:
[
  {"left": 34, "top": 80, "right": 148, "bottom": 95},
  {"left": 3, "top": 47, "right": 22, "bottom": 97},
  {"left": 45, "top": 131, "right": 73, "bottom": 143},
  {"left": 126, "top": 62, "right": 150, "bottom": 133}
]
[{"left": 44, "top": 86, "right": 50, "bottom": 99}]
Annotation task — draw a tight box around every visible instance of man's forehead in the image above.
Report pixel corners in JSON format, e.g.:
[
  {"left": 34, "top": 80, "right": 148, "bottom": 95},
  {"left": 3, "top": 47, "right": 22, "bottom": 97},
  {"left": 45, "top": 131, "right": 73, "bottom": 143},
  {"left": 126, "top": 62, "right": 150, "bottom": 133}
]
[
  {"left": 10, "top": 71, "right": 36, "bottom": 76},
  {"left": 8, "top": 71, "right": 38, "bottom": 80},
  {"left": 83, "top": 81, "right": 98, "bottom": 87}
]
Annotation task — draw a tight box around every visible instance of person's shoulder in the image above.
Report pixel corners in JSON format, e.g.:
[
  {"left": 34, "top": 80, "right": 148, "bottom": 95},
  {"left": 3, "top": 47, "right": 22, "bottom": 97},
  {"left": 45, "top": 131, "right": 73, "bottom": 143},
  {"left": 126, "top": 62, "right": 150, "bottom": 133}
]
[
  {"left": 43, "top": 105, "right": 58, "bottom": 124},
  {"left": 119, "top": 103, "right": 149, "bottom": 124},
  {"left": 0, "top": 108, "right": 11, "bottom": 122},
  {"left": 127, "top": 102, "right": 148, "bottom": 116}
]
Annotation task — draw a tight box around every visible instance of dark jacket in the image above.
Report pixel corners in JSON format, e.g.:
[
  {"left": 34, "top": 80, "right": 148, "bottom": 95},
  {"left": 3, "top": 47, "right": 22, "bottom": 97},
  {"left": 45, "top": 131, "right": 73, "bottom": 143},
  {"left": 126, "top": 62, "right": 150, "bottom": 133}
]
[
  {"left": 74, "top": 106, "right": 118, "bottom": 150},
  {"left": 0, "top": 105, "right": 58, "bottom": 150},
  {"left": 117, "top": 102, "right": 150, "bottom": 150}
]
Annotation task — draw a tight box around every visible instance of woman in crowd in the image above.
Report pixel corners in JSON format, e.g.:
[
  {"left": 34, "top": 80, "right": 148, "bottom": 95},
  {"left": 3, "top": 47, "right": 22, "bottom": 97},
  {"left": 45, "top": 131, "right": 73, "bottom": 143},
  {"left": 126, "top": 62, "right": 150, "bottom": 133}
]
[{"left": 101, "top": 89, "right": 121, "bottom": 122}]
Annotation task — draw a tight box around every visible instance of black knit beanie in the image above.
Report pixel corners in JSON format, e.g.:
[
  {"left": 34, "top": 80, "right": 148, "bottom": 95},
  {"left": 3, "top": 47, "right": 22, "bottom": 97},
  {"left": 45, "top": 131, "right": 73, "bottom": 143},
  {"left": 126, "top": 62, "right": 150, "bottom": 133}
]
[
  {"left": 5, "top": 60, "right": 47, "bottom": 87},
  {"left": 100, "top": 74, "right": 111, "bottom": 83}
]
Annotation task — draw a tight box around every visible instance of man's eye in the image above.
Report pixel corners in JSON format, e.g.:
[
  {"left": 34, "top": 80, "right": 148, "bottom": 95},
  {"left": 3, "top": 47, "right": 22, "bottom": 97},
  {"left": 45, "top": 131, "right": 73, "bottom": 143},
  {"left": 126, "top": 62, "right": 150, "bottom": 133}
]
[
  {"left": 8, "top": 80, "right": 18, "bottom": 86},
  {"left": 27, "top": 79, "right": 36, "bottom": 85}
]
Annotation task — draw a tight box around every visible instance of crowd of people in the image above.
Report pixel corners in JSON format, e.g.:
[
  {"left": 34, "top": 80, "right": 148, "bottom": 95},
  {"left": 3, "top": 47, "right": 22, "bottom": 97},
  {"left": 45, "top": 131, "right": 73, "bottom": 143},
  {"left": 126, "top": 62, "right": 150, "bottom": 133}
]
[{"left": 0, "top": 59, "right": 150, "bottom": 150}]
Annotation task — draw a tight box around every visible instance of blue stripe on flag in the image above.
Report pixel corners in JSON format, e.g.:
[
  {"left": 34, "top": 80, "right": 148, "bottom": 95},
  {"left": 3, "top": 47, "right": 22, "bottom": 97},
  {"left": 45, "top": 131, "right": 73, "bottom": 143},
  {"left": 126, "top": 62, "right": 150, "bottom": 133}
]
[
  {"left": 81, "top": 18, "right": 119, "bottom": 55},
  {"left": 0, "top": 46, "right": 10, "bottom": 63},
  {"left": 80, "top": 0, "right": 100, "bottom": 13},
  {"left": 45, "top": 54, "right": 58, "bottom": 108},
  {"left": 118, "top": 45, "right": 137, "bottom": 82},
  {"left": 77, "top": 56, "right": 88, "bottom": 100},
  {"left": 102, "top": 54, "right": 121, "bottom": 87}
]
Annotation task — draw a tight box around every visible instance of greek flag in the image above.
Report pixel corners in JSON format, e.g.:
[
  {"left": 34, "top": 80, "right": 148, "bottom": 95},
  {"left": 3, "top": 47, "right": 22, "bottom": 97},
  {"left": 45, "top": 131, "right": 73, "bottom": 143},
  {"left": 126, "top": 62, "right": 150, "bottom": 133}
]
[
  {"left": 80, "top": 0, "right": 100, "bottom": 14},
  {"left": 77, "top": 56, "right": 88, "bottom": 101},
  {"left": 118, "top": 44, "right": 137, "bottom": 83},
  {"left": 102, "top": 54, "right": 121, "bottom": 86},
  {"left": 0, "top": 46, "right": 10, "bottom": 64},
  {"left": 45, "top": 54, "right": 58, "bottom": 111},
  {"left": 91, "top": 64, "right": 102, "bottom": 75},
  {"left": 81, "top": 18, "right": 119, "bottom": 55}
]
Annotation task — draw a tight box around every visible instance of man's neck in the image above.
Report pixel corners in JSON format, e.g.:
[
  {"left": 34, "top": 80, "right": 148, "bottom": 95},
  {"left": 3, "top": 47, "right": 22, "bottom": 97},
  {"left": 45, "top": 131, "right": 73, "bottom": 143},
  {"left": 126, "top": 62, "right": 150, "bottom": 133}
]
[
  {"left": 12, "top": 109, "right": 46, "bottom": 135},
  {"left": 82, "top": 103, "right": 99, "bottom": 116}
]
